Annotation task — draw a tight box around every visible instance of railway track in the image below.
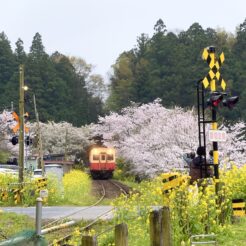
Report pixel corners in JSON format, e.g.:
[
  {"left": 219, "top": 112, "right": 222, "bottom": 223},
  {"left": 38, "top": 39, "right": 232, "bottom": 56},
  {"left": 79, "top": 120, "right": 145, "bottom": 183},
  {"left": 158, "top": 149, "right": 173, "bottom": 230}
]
[
  {"left": 45, "top": 179, "right": 130, "bottom": 245},
  {"left": 92, "top": 179, "right": 130, "bottom": 199},
  {"left": 42, "top": 181, "right": 106, "bottom": 231}
]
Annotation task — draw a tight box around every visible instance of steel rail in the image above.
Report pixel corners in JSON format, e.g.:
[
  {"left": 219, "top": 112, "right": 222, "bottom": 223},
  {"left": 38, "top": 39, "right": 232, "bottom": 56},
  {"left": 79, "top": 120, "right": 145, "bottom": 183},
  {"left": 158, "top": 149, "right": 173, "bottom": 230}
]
[
  {"left": 108, "top": 180, "right": 129, "bottom": 196},
  {"left": 45, "top": 179, "right": 130, "bottom": 244},
  {"left": 49, "top": 208, "right": 115, "bottom": 246},
  {"left": 42, "top": 181, "right": 106, "bottom": 229}
]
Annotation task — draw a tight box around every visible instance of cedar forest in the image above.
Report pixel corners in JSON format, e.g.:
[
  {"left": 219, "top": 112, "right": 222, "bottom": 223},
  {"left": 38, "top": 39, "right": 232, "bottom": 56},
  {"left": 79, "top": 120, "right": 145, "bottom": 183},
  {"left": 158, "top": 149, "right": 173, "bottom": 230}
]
[{"left": 0, "top": 18, "right": 246, "bottom": 126}]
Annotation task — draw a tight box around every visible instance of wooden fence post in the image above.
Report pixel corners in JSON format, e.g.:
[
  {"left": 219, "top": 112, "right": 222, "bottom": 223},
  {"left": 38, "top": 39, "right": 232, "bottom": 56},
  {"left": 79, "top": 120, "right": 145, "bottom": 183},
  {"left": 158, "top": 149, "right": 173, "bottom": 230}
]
[
  {"left": 162, "top": 207, "right": 172, "bottom": 246},
  {"left": 81, "top": 235, "right": 98, "bottom": 246},
  {"left": 115, "top": 223, "right": 128, "bottom": 246},
  {"left": 150, "top": 208, "right": 163, "bottom": 246}
]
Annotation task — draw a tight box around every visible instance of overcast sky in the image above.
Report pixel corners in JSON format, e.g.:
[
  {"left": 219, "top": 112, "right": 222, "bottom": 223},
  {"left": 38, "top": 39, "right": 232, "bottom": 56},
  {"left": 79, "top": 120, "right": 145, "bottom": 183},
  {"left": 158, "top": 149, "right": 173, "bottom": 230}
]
[{"left": 1, "top": 0, "right": 245, "bottom": 80}]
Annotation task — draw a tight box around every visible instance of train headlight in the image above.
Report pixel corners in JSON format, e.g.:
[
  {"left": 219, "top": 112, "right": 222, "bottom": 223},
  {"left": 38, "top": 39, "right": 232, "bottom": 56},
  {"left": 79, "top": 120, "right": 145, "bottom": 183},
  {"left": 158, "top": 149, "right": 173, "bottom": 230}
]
[
  {"left": 108, "top": 148, "right": 113, "bottom": 155},
  {"left": 92, "top": 148, "right": 99, "bottom": 155}
]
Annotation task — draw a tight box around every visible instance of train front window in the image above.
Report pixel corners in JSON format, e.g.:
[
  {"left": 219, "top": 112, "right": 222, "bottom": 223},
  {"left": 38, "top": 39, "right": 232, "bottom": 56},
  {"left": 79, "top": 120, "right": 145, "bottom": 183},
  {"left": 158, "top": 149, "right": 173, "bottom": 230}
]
[
  {"left": 107, "top": 154, "right": 114, "bottom": 161},
  {"left": 93, "top": 155, "right": 100, "bottom": 161},
  {"left": 101, "top": 155, "right": 106, "bottom": 161}
]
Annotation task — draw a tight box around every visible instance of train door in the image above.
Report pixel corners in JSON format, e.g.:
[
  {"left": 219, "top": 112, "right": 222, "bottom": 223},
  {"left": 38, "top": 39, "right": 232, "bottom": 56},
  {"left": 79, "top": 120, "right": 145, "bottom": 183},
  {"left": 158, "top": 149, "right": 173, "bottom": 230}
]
[{"left": 100, "top": 152, "right": 107, "bottom": 170}]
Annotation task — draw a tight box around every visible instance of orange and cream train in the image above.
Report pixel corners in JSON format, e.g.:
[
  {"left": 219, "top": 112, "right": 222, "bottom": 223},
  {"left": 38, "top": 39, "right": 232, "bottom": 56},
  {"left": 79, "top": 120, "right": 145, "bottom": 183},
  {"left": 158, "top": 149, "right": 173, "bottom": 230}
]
[{"left": 88, "top": 145, "right": 116, "bottom": 179}]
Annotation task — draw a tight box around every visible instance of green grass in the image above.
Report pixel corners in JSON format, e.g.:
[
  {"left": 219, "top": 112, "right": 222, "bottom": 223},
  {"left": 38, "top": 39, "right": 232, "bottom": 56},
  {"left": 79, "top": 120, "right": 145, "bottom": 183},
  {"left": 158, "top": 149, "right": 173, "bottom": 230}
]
[
  {"left": 0, "top": 211, "right": 34, "bottom": 241},
  {"left": 217, "top": 217, "right": 246, "bottom": 245},
  {"left": 0, "top": 209, "right": 245, "bottom": 245}
]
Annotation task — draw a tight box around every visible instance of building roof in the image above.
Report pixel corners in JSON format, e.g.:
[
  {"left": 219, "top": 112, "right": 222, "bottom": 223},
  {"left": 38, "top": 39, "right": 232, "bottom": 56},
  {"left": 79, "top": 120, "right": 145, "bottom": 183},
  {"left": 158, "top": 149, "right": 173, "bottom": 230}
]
[{"left": 44, "top": 160, "right": 74, "bottom": 165}]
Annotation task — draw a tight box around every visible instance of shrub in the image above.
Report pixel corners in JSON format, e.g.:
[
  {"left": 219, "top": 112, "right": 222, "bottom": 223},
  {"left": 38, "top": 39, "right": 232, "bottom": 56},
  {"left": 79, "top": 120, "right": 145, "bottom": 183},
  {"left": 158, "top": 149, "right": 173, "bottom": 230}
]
[
  {"left": 221, "top": 165, "right": 246, "bottom": 200},
  {"left": 109, "top": 166, "right": 246, "bottom": 245},
  {"left": 62, "top": 170, "right": 92, "bottom": 205},
  {"left": 46, "top": 173, "right": 64, "bottom": 205},
  {"left": 0, "top": 170, "right": 93, "bottom": 206}
]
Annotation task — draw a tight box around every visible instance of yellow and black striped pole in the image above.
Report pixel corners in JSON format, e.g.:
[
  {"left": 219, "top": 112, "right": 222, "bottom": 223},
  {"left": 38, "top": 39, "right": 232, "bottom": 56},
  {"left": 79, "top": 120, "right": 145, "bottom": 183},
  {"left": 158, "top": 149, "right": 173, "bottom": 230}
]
[
  {"left": 202, "top": 46, "right": 227, "bottom": 182},
  {"left": 13, "top": 188, "right": 21, "bottom": 204},
  {"left": 209, "top": 49, "right": 219, "bottom": 181}
]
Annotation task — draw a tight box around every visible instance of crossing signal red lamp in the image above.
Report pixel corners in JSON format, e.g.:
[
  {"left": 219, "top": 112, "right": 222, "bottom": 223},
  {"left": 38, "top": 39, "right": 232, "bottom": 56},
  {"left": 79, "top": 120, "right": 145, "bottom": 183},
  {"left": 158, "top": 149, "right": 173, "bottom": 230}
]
[
  {"left": 223, "top": 96, "right": 239, "bottom": 109},
  {"left": 207, "top": 91, "right": 223, "bottom": 107}
]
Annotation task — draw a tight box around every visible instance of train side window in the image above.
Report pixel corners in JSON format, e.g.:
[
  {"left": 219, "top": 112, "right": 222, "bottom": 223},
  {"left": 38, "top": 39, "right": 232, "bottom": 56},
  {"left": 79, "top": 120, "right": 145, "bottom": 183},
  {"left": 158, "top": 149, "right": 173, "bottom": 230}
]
[
  {"left": 93, "top": 155, "right": 100, "bottom": 161},
  {"left": 107, "top": 154, "right": 114, "bottom": 161}
]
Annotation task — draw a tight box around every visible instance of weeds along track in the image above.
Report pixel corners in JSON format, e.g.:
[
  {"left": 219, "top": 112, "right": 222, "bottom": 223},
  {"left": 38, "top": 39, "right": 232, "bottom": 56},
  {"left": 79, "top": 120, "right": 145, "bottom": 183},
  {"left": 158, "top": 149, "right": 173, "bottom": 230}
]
[
  {"left": 42, "top": 181, "right": 106, "bottom": 232},
  {"left": 107, "top": 179, "right": 130, "bottom": 197},
  {"left": 47, "top": 209, "right": 114, "bottom": 246},
  {"left": 46, "top": 179, "right": 130, "bottom": 245},
  {"left": 92, "top": 179, "right": 130, "bottom": 199}
]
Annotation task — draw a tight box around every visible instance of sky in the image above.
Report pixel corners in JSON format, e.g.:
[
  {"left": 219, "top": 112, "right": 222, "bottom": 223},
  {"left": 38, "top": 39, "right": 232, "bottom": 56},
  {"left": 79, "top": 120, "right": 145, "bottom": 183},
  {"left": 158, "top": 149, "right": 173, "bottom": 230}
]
[{"left": 0, "top": 0, "right": 245, "bottom": 81}]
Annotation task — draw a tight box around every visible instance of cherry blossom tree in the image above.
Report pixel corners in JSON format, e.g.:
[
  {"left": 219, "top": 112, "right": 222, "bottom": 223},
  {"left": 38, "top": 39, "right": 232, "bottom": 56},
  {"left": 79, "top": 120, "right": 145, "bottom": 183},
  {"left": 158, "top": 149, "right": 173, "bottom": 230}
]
[
  {"left": 1, "top": 103, "right": 245, "bottom": 177},
  {"left": 90, "top": 99, "right": 246, "bottom": 177},
  {"left": 0, "top": 111, "right": 91, "bottom": 159},
  {"left": 0, "top": 110, "right": 19, "bottom": 155},
  {"left": 220, "top": 122, "right": 246, "bottom": 168},
  {"left": 29, "top": 121, "right": 91, "bottom": 156}
]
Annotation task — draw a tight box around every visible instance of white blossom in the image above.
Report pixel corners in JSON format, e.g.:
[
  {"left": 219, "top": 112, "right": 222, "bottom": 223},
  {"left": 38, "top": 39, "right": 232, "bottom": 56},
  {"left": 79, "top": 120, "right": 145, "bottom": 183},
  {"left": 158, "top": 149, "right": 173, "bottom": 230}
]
[
  {"left": 1, "top": 102, "right": 245, "bottom": 176},
  {"left": 29, "top": 121, "right": 91, "bottom": 156},
  {"left": 90, "top": 100, "right": 246, "bottom": 177}
]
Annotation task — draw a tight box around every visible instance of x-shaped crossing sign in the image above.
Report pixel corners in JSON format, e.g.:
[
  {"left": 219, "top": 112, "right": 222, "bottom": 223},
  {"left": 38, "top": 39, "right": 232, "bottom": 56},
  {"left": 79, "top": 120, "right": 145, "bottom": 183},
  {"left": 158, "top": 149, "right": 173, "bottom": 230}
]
[{"left": 202, "top": 48, "right": 227, "bottom": 91}]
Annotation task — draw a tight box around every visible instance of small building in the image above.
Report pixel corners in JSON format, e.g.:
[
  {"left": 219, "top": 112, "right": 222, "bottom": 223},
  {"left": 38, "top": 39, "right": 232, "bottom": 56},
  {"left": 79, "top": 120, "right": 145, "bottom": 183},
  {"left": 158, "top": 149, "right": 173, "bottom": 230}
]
[
  {"left": 25, "top": 153, "right": 74, "bottom": 174},
  {"left": 44, "top": 160, "right": 74, "bottom": 175},
  {"left": 25, "top": 155, "right": 38, "bottom": 171},
  {"left": 44, "top": 164, "right": 63, "bottom": 182}
]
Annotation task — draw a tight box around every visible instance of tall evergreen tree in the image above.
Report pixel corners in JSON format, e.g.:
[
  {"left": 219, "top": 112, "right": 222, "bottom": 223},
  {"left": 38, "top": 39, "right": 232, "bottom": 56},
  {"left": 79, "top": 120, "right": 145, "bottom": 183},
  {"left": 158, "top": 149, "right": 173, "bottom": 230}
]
[
  {"left": 29, "top": 32, "right": 46, "bottom": 60},
  {"left": 106, "top": 51, "right": 136, "bottom": 111},
  {"left": 229, "top": 18, "right": 246, "bottom": 120},
  {"left": 107, "top": 20, "right": 245, "bottom": 123},
  {"left": 15, "top": 38, "right": 26, "bottom": 64},
  {"left": 0, "top": 32, "right": 15, "bottom": 109}
]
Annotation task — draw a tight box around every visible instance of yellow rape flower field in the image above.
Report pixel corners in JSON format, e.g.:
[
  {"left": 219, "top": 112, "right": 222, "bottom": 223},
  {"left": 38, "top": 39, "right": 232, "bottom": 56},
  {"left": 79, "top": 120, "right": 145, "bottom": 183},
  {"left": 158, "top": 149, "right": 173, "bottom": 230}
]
[
  {"left": 0, "top": 170, "right": 96, "bottom": 206},
  {"left": 108, "top": 165, "right": 246, "bottom": 246},
  {"left": 1, "top": 166, "right": 246, "bottom": 245},
  {"left": 67, "top": 165, "right": 246, "bottom": 245}
]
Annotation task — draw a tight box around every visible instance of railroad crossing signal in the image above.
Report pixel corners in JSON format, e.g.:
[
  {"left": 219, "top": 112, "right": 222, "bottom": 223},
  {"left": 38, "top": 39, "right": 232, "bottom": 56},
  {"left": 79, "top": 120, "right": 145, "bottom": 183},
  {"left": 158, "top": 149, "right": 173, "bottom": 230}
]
[
  {"left": 11, "top": 111, "right": 29, "bottom": 134},
  {"left": 198, "top": 46, "right": 239, "bottom": 186},
  {"left": 202, "top": 47, "right": 226, "bottom": 91}
]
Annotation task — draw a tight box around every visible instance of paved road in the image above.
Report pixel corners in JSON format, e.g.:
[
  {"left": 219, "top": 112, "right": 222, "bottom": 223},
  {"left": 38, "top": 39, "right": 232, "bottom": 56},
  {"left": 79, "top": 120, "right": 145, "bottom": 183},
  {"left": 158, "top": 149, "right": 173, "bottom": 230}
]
[{"left": 0, "top": 206, "right": 114, "bottom": 221}]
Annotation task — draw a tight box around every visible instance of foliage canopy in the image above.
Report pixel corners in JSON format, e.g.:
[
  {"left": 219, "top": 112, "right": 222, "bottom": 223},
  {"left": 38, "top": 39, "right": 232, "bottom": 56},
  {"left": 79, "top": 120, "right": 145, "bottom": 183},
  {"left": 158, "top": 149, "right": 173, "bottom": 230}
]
[
  {"left": 0, "top": 32, "right": 104, "bottom": 126},
  {"left": 107, "top": 19, "right": 246, "bottom": 122}
]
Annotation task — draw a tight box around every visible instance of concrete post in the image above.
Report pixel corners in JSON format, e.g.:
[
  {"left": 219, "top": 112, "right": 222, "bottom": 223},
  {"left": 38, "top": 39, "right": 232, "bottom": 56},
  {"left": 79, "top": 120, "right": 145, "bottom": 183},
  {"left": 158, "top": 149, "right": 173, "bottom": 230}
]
[{"left": 35, "top": 197, "right": 43, "bottom": 236}]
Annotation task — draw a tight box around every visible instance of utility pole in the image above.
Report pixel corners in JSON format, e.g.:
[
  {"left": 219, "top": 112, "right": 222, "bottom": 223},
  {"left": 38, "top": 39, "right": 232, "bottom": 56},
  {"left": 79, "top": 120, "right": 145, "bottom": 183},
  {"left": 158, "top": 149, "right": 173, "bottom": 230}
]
[
  {"left": 33, "top": 94, "right": 45, "bottom": 176},
  {"left": 18, "top": 65, "right": 25, "bottom": 183}
]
